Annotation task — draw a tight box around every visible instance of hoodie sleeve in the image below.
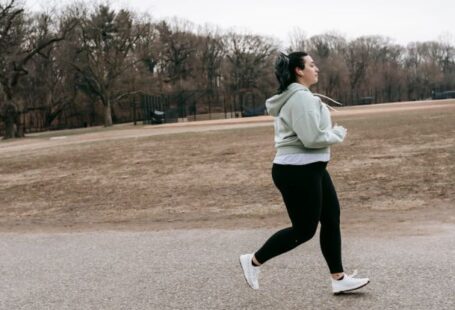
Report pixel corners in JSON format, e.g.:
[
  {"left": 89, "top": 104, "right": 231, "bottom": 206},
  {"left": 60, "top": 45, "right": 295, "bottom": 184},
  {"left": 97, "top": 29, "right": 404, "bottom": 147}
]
[{"left": 289, "top": 95, "right": 346, "bottom": 149}]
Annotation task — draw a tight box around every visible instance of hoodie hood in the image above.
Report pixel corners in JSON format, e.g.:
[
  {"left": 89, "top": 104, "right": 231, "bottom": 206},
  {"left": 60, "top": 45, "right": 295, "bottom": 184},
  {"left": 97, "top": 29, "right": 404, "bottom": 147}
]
[{"left": 266, "top": 83, "right": 309, "bottom": 116}]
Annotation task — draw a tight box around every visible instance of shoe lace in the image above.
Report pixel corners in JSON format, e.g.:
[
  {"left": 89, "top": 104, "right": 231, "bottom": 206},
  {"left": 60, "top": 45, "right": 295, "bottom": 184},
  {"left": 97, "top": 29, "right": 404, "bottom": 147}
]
[{"left": 348, "top": 269, "right": 358, "bottom": 278}]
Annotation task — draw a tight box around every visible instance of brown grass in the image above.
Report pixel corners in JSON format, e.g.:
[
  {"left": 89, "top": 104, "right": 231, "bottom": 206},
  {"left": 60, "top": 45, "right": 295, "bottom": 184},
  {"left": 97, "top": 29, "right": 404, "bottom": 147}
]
[{"left": 0, "top": 100, "right": 454, "bottom": 233}]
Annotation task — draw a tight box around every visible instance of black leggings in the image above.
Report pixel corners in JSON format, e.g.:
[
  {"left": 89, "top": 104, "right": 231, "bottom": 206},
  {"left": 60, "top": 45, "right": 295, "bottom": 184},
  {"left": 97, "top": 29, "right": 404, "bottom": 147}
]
[{"left": 254, "top": 162, "right": 343, "bottom": 273}]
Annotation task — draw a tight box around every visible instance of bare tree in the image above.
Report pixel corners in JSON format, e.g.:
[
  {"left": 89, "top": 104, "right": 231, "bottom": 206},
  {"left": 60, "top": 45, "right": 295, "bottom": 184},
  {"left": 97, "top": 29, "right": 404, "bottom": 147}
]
[
  {"left": 287, "top": 27, "right": 307, "bottom": 52},
  {"left": 430, "top": 37, "right": 455, "bottom": 91},
  {"left": 156, "top": 18, "right": 199, "bottom": 118},
  {"left": 224, "top": 32, "right": 277, "bottom": 115},
  {"left": 0, "top": 0, "right": 72, "bottom": 138},
  {"left": 196, "top": 25, "right": 225, "bottom": 117},
  {"left": 134, "top": 16, "right": 159, "bottom": 77},
  {"left": 405, "top": 42, "right": 444, "bottom": 100},
  {"left": 2, "top": 2, "right": 455, "bottom": 135},
  {"left": 372, "top": 42, "right": 405, "bottom": 102},
  {"left": 69, "top": 4, "right": 144, "bottom": 127},
  {"left": 306, "top": 33, "right": 349, "bottom": 100},
  {"left": 18, "top": 11, "right": 81, "bottom": 131},
  {"left": 343, "top": 36, "right": 385, "bottom": 103}
]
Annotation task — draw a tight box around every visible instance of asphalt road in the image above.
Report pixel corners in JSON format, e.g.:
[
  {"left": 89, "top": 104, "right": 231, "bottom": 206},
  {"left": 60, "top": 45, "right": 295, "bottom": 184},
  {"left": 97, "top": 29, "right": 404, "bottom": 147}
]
[{"left": 1, "top": 226, "right": 454, "bottom": 310}]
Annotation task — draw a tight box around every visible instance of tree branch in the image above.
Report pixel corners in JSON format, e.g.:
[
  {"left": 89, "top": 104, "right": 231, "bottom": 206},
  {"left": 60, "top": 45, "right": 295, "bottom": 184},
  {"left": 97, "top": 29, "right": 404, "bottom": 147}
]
[{"left": 1, "top": 7, "right": 23, "bottom": 40}]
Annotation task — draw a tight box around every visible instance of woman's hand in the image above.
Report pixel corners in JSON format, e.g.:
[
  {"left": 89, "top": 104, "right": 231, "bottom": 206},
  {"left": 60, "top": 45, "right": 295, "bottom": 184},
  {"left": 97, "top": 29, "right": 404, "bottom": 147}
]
[{"left": 332, "top": 124, "right": 347, "bottom": 140}]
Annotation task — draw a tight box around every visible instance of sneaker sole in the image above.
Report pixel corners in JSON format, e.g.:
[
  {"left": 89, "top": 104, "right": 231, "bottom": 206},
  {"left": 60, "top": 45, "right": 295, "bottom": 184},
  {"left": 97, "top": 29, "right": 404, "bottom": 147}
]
[
  {"left": 333, "top": 280, "right": 370, "bottom": 295},
  {"left": 239, "top": 256, "right": 258, "bottom": 290}
]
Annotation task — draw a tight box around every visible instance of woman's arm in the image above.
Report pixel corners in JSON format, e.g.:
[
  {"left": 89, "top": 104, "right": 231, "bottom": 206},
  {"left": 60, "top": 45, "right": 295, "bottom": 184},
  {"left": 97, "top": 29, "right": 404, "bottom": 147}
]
[{"left": 289, "top": 94, "right": 347, "bottom": 148}]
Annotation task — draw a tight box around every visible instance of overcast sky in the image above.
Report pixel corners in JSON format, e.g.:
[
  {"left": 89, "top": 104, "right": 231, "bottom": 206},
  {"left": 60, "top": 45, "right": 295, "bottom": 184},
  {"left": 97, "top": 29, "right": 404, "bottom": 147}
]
[{"left": 26, "top": 0, "right": 454, "bottom": 47}]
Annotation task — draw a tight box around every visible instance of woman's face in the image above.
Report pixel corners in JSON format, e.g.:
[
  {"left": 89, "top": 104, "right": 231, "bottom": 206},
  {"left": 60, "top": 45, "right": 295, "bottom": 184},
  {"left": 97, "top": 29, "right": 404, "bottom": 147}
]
[{"left": 296, "top": 55, "right": 319, "bottom": 87}]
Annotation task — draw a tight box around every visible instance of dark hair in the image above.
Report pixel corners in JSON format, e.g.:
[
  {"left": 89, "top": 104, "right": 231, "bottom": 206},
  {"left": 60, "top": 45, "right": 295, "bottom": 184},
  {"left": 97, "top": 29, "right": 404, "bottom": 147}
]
[{"left": 275, "top": 51, "right": 308, "bottom": 93}]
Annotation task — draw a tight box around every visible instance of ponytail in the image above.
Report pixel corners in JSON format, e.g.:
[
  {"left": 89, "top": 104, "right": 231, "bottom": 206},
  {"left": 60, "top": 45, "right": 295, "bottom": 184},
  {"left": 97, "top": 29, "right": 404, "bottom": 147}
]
[
  {"left": 274, "top": 51, "right": 308, "bottom": 93},
  {"left": 275, "top": 53, "right": 290, "bottom": 94}
]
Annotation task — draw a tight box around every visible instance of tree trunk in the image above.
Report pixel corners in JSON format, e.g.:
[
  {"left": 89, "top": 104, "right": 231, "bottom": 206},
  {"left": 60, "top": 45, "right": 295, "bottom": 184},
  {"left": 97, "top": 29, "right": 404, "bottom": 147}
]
[
  {"left": 2, "top": 103, "right": 22, "bottom": 139},
  {"left": 4, "top": 118, "right": 16, "bottom": 139},
  {"left": 104, "top": 100, "right": 113, "bottom": 127}
]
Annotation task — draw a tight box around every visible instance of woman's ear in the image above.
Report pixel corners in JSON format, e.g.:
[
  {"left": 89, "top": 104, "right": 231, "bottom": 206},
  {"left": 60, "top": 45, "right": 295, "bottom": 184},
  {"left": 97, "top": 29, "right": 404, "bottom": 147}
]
[{"left": 295, "top": 67, "right": 304, "bottom": 77}]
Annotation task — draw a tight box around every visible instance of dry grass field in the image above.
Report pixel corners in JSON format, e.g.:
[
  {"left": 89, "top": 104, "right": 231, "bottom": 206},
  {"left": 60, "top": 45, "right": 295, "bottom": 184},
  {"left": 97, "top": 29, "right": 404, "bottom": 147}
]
[{"left": 0, "top": 100, "right": 454, "bottom": 234}]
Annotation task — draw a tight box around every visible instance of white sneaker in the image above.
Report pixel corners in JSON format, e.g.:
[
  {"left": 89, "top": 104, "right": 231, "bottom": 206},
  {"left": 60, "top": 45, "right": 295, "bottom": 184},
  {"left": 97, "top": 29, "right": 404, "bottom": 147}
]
[
  {"left": 239, "top": 253, "right": 260, "bottom": 289},
  {"left": 332, "top": 270, "right": 370, "bottom": 294}
]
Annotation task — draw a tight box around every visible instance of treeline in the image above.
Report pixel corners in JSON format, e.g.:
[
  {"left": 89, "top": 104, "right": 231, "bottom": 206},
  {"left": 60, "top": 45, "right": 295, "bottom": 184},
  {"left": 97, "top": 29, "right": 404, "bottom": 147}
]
[{"left": 1, "top": 0, "right": 454, "bottom": 139}]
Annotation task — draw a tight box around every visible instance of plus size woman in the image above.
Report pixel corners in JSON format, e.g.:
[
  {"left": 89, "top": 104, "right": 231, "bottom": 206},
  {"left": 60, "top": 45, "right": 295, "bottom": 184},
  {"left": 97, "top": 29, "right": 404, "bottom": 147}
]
[{"left": 239, "top": 51, "right": 370, "bottom": 294}]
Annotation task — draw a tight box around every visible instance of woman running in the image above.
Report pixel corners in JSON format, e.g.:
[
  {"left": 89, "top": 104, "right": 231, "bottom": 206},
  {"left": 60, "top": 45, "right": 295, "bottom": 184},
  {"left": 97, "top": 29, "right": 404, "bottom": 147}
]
[{"left": 240, "top": 51, "right": 370, "bottom": 294}]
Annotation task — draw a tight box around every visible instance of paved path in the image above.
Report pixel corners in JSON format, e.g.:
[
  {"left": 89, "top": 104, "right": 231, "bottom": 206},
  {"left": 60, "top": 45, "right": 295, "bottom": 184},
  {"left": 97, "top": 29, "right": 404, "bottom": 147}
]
[{"left": 1, "top": 226, "right": 454, "bottom": 310}]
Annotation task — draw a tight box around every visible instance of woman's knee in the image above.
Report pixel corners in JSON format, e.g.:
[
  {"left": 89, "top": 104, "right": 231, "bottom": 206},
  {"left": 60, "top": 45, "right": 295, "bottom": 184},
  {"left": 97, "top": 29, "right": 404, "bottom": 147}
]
[{"left": 292, "top": 224, "right": 319, "bottom": 244}]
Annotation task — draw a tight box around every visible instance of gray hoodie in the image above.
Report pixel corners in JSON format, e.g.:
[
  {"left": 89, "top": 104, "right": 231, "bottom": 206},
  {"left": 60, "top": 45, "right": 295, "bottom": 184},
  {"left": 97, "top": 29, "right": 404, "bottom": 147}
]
[{"left": 265, "top": 83, "right": 346, "bottom": 157}]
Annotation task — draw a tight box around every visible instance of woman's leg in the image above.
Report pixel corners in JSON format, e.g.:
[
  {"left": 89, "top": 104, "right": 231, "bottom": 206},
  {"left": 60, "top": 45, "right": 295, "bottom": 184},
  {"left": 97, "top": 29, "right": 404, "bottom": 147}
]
[
  {"left": 319, "top": 169, "right": 372, "bottom": 293},
  {"left": 319, "top": 169, "right": 344, "bottom": 274},
  {"left": 254, "top": 163, "right": 325, "bottom": 264}
]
